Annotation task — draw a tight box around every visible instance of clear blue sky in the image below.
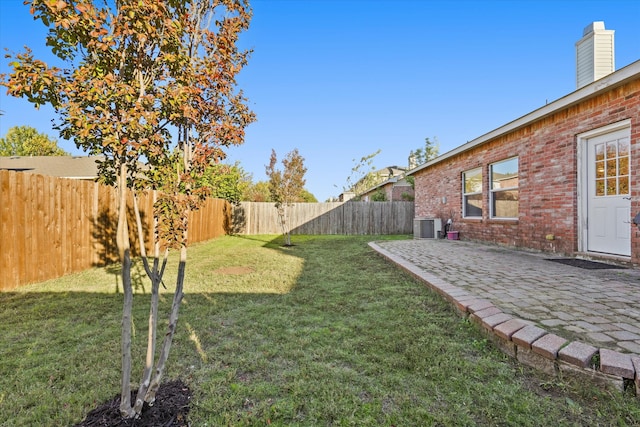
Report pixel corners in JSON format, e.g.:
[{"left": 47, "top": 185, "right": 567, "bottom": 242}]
[{"left": 1, "top": 0, "right": 639, "bottom": 202}]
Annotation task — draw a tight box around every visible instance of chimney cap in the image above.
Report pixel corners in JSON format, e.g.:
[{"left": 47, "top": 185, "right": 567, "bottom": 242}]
[{"left": 583, "top": 21, "right": 606, "bottom": 36}]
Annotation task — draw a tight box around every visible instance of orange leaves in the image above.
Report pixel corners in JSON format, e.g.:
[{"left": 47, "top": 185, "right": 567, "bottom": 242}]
[
  {"left": 0, "top": 48, "right": 63, "bottom": 109},
  {"left": 75, "top": 2, "right": 89, "bottom": 14},
  {"left": 44, "top": 0, "right": 68, "bottom": 12},
  {"left": 4, "top": 0, "right": 256, "bottom": 247}
]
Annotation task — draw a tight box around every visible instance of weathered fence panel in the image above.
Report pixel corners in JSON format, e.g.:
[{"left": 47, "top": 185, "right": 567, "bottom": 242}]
[
  {"left": 0, "top": 170, "right": 230, "bottom": 291},
  {"left": 233, "top": 201, "right": 414, "bottom": 236}
]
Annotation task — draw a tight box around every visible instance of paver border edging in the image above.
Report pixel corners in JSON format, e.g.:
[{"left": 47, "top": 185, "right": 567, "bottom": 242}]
[{"left": 368, "top": 241, "right": 639, "bottom": 397}]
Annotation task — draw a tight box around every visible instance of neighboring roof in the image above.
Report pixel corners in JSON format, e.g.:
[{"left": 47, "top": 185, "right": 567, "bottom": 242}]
[
  {"left": 350, "top": 165, "right": 407, "bottom": 194},
  {"left": 0, "top": 156, "right": 102, "bottom": 179},
  {"left": 407, "top": 59, "right": 640, "bottom": 176},
  {"left": 372, "top": 166, "right": 406, "bottom": 178}
]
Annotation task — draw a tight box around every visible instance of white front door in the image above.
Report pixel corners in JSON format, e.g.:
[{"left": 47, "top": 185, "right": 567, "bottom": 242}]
[{"left": 586, "top": 129, "right": 631, "bottom": 256}]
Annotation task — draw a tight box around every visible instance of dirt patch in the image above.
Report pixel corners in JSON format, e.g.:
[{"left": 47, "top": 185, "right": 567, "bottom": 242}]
[
  {"left": 214, "top": 266, "right": 255, "bottom": 275},
  {"left": 73, "top": 380, "right": 191, "bottom": 427}
]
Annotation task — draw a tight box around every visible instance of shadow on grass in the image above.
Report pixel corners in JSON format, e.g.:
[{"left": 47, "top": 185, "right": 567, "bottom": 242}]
[{"left": 2, "top": 234, "right": 639, "bottom": 426}]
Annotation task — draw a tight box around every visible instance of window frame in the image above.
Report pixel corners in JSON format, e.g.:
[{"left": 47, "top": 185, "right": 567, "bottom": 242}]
[
  {"left": 489, "top": 157, "right": 519, "bottom": 219},
  {"left": 462, "top": 167, "right": 483, "bottom": 218}
]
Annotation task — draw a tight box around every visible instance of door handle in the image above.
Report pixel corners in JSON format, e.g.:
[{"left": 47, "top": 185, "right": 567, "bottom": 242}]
[{"left": 623, "top": 196, "right": 632, "bottom": 200}]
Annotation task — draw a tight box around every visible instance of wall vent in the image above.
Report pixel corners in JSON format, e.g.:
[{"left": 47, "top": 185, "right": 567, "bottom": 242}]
[{"left": 413, "top": 218, "right": 442, "bottom": 239}]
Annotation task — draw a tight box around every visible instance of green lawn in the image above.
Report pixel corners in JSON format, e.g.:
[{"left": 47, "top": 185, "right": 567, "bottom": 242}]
[{"left": 1, "top": 235, "right": 639, "bottom": 426}]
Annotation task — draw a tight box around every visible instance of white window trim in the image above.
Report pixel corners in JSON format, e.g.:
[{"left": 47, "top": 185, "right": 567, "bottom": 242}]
[
  {"left": 462, "top": 168, "right": 482, "bottom": 218},
  {"left": 490, "top": 157, "right": 519, "bottom": 220}
]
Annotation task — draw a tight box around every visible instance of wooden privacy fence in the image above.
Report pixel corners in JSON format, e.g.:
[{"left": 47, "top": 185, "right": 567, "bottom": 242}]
[
  {"left": 0, "top": 170, "right": 230, "bottom": 291},
  {"left": 233, "top": 201, "right": 414, "bottom": 235}
]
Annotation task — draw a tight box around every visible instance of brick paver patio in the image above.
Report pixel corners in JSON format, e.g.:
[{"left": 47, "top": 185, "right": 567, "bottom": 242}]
[{"left": 372, "top": 239, "right": 640, "bottom": 355}]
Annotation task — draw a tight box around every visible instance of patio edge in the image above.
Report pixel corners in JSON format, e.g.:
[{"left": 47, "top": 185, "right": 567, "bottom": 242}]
[{"left": 368, "top": 241, "right": 639, "bottom": 398}]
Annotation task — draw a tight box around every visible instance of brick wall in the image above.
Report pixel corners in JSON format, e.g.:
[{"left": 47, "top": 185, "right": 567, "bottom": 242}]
[
  {"left": 391, "top": 184, "right": 414, "bottom": 201},
  {"left": 414, "top": 78, "right": 640, "bottom": 261},
  {"left": 361, "top": 181, "right": 414, "bottom": 201}
]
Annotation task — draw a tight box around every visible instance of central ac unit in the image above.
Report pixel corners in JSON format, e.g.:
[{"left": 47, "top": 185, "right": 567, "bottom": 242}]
[{"left": 413, "top": 218, "right": 442, "bottom": 239}]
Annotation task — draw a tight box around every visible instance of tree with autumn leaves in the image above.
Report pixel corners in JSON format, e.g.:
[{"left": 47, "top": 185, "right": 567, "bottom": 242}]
[
  {"left": 266, "top": 148, "right": 308, "bottom": 246},
  {"left": 1, "top": 0, "right": 254, "bottom": 419}
]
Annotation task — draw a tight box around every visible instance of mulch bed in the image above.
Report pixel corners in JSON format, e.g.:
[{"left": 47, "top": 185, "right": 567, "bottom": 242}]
[{"left": 74, "top": 380, "right": 191, "bottom": 427}]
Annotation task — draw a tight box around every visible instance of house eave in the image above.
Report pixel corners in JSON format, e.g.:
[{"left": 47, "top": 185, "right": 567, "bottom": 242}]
[{"left": 407, "top": 59, "right": 640, "bottom": 176}]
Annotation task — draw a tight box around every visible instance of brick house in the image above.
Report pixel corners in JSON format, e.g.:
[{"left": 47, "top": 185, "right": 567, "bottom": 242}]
[
  {"left": 360, "top": 176, "right": 415, "bottom": 201},
  {"left": 341, "top": 165, "right": 410, "bottom": 201},
  {"left": 409, "top": 23, "right": 640, "bottom": 264}
]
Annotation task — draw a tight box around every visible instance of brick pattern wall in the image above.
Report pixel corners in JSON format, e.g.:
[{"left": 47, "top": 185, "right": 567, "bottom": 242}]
[
  {"left": 361, "top": 182, "right": 414, "bottom": 201},
  {"left": 414, "top": 78, "right": 640, "bottom": 261},
  {"left": 391, "top": 184, "right": 414, "bottom": 201}
]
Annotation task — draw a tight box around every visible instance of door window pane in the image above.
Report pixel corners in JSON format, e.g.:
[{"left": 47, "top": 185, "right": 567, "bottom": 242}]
[
  {"left": 619, "top": 138, "right": 629, "bottom": 156},
  {"left": 594, "top": 137, "right": 630, "bottom": 196},
  {"left": 619, "top": 176, "right": 629, "bottom": 194},
  {"left": 595, "top": 161, "right": 605, "bottom": 179},
  {"left": 619, "top": 156, "right": 629, "bottom": 175},
  {"left": 606, "top": 159, "right": 617, "bottom": 177}
]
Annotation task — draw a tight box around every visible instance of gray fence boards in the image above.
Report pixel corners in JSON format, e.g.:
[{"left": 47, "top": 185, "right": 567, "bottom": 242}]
[{"left": 233, "top": 201, "right": 414, "bottom": 235}]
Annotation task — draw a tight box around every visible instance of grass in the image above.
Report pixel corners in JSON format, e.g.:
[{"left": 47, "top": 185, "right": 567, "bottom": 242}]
[{"left": 1, "top": 234, "right": 639, "bottom": 426}]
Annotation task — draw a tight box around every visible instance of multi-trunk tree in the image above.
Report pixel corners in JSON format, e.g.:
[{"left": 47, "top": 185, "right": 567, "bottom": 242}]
[
  {"left": 1, "top": 0, "right": 254, "bottom": 419},
  {"left": 266, "top": 148, "right": 307, "bottom": 246}
]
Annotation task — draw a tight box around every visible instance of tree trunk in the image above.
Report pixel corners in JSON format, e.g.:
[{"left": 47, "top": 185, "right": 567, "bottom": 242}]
[
  {"left": 131, "top": 193, "right": 166, "bottom": 415},
  {"left": 133, "top": 259, "right": 161, "bottom": 414},
  {"left": 276, "top": 205, "right": 291, "bottom": 246},
  {"left": 119, "top": 250, "right": 135, "bottom": 419},
  {"left": 116, "top": 164, "right": 137, "bottom": 419},
  {"left": 283, "top": 206, "right": 291, "bottom": 245},
  {"left": 145, "top": 245, "right": 187, "bottom": 404}
]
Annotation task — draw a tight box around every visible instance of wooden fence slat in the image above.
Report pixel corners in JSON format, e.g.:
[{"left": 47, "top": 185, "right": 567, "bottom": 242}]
[
  {"left": 0, "top": 172, "right": 8, "bottom": 279},
  {"left": 16, "top": 173, "right": 28, "bottom": 284},
  {"left": 235, "top": 201, "right": 414, "bottom": 236},
  {"left": 52, "top": 175, "right": 63, "bottom": 278},
  {"left": 1, "top": 169, "right": 413, "bottom": 291},
  {"left": 1, "top": 171, "right": 230, "bottom": 291},
  {"left": 0, "top": 171, "right": 18, "bottom": 285},
  {"left": 34, "top": 174, "right": 46, "bottom": 282}
]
